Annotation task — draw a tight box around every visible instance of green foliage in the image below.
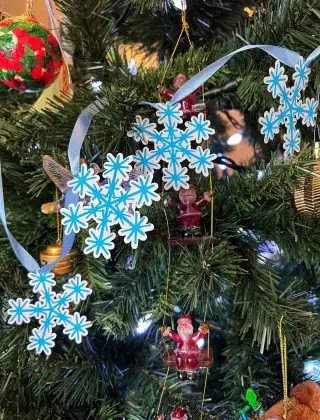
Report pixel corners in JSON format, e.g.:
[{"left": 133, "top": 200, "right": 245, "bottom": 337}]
[{"left": 113, "top": 0, "right": 253, "bottom": 57}]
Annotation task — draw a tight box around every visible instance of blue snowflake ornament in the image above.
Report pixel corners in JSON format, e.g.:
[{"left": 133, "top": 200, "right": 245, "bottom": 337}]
[
  {"left": 259, "top": 57, "right": 318, "bottom": 157},
  {"left": 7, "top": 271, "right": 92, "bottom": 356},
  {"left": 128, "top": 102, "right": 217, "bottom": 191},
  {"left": 61, "top": 153, "right": 160, "bottom": 259}
]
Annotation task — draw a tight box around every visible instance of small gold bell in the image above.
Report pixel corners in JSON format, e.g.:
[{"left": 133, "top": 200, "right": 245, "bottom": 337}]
[
  {"left": 294, "top": 142, "right": 320, "bottom": 216},
  {"left": 40, "top": 243, "right": 77, "bottom": 277}
]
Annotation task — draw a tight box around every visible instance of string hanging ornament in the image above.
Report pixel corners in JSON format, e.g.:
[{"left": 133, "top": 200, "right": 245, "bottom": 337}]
[
  {"left": 155, "top": 4, "right": 214, "bottom": 417},
  {"left": 294, "top": 142, "right": 320, "bottom": 216},
  {"left": 0, "top": 0, "right": 62, "bottom": 91},
  {"left": 40, "top": 157, "right": 77, "bottom": 277},
  {"left": 278, "top": 314, "right": 291, "bottom": 419},
  {"left": 39, "top": 196, "right": 77, "bottom": 277}
]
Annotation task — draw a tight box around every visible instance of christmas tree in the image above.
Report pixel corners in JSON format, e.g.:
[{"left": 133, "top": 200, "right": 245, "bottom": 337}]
[{"left": 0, "top": 0, "right": 320, "bottom": 419}]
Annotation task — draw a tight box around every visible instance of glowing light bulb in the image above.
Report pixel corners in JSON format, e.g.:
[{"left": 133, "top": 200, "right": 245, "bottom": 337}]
[
  {"left": 227, "top": 133, "right": 243, "bottom": 145},
  {"left": 304, "top": 360, "right": 320, "bottom": 381},
  {"left": 128, "top": 58, "right": 137, "bottom": 76},
  {"left": 197, "top": 338, "right": 205, "bottom": 348},
  {"left": 135, "top": 313, "right": 152, "bottom": 335},
  {"left": 91, "top": 79, "right": 102, "bottom": 93},
  {"left": 172, "top": 0, "right": 187, "bottom": 10},
  {"left": 218, "top": 164, "right": 226, "bottom": 170}
]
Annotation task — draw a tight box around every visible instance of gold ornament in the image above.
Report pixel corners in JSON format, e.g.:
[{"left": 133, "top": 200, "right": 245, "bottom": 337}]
[
  {"left": 40, "top": 243, "right": 77, "bottom": 277},
  {"left": 294, "top": 142, "right": 320, "bottom": 216}
]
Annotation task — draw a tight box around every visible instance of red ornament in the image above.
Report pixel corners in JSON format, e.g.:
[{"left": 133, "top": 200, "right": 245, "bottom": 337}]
[
  {"left": 157, "top": 407, "right": 188, "bottom": 420},
  {"left": 0, "top": 16, "right": 62, "bottom": 91},
  {"left": 176, "top": 184, "right": 211, "bottom": 236},
  {"left": 161, "top": 314, "right": 213, "bottom": 380},
  {"left": 158, "top": 74, "right": 205, "bottom": 118},
  {"left": 171, "top": 407, "right": 188, "bottom": 420}
]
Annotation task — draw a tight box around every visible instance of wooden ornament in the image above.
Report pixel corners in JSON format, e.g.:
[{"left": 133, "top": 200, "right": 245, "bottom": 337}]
[
  {"left": 40, "top": 243, "right": 77, "bottom": 277},
  {"left": 294, "top": 142, "right": 320, "bottom": 216}
]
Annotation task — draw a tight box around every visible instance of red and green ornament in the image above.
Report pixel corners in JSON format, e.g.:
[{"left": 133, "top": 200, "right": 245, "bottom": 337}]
[{"left": 0, "top": 16, "right": 62, "bottom": 92}]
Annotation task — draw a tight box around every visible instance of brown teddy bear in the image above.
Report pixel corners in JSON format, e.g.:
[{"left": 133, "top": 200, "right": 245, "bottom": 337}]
[{"left": 262, "top": 381, "right": 320, "bottom": 420}]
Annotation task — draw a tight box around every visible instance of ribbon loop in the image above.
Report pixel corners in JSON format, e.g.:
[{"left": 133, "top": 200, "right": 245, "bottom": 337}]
[
  {"left": 0, "top": 97, "right": 106, "bottom": 275},
  {"left": 2, "top": 41, "right": 320, "bottom": 274},
  {"left": 170, "top": 44, "right": 311, "bottom": 105}
]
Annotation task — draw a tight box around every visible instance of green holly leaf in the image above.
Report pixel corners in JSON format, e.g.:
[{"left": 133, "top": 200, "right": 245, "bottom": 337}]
[{"left": 0, "top": 33, "right": 15, "bottom": 52}]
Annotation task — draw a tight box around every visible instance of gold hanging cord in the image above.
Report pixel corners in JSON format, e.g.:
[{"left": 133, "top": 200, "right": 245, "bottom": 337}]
[
  {"left": 200, "top": 298, "right": 210, "bottom": 420},
  {"left": 156, "top": 0, "right": 188, "bottom": 394},
  {"left": 157, "top": 1, "right": 213, "bottom": 415},
  {"left": 55, "top": 188, "right": 62, "bottom": 245},
  {"left": 159, "top": 5, "right": 193, "bottom": 88},
  {"left": 278, "top": 314, "right": 290, "bottom": 419},
  {"left": 25, "top": 0, "right": 33, "bottom": 17},
  {"left": 159, "top": 3, "right": 193, "bottom": 198},
  {"left": 156, "top": 208, "right": 172, "bottom": 416}
]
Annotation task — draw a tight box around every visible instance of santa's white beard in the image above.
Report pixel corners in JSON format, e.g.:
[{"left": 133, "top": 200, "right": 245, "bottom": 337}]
[{"left": 177, "top": 324, "right": 193, "bottom": 342}]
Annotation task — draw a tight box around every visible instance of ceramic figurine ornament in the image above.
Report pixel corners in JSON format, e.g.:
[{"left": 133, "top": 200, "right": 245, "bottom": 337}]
[
  {"left": 158, "top": 73, "right": 205, "bottom": 118},
  {"left": 176, "top": 184, "right": 211, "bottom": 236},
  {"left": 171, "top": 407, "right": 188, "bottom": 419},
  {"left": 157, "top": 408, "right": 187, "bottom": 420},
  {"left": 161, "top": 314, "right": 213, "bottom": 381},
  {"left": 168, "top": 184, "right": 213, "bottom": 246}
]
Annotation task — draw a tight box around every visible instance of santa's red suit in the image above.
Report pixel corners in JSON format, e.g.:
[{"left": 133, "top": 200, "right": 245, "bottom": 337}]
[
  {"left": 166, "top": 315, "right": 207, "bottom": 372},
  {"left": 159, "top": 74, "right": 201, "bottom": 117},
  {"left": 171, "top": 407, "right": 187, "bottom": 419},
  {"left": 177, "top": 197, "right": 209, "bottom": 228}
]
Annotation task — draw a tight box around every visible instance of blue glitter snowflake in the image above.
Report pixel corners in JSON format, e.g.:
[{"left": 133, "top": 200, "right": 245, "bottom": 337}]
[
  {"left": 128, "top": 102, "right": 217, "bottom": 191},
  {"left": 7, "top": 271, "right": 92, "bottom": 356},
  {"left": 259, "top": 57, "right": 318, "bottom": 157},
  {"left": 61, "top": 153, "right": 160, "bottom": 259}
]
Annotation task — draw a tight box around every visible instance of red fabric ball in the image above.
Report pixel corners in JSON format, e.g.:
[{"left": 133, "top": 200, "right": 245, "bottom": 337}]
[{"left": 0, "top": 16, "right": 62, "bottom": 91}]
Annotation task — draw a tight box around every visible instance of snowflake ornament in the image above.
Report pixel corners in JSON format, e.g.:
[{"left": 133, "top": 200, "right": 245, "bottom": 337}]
[
  {"left": 7, "top": 271, "right": 92, "bottom": 356},
  {"left": 259, "top": 57, "right": 318, "bottom": 157},
  {"left": 61, "top": 153, "right": 160, "bottom": 259},
  {"left": 128, "top": 102, "right": 217, "bottom": 191}
]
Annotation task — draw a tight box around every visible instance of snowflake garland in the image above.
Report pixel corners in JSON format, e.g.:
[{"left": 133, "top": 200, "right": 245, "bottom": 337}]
[
  {"left": 7, "top": 271, "right": 92, "bottom": 356},
  {"left": 61, "top": 153, "right": 160, "bottom": 259},
  {"left": 259, "top": 57, "right": 318, "bottom": 157},
  {"left": 128, "top": 102, "right": 217, "bottom": 191}
]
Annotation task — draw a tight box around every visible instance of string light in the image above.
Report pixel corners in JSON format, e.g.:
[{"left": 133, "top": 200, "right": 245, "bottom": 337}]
[
  {"left": 227, "top": 132, "right": 243, "bottom": 145},
  {"left": 172, "top": 0, "right": 187, "bottom": 10},
  {"left": 135, "top": 314, "right": 152, "bottom": 335},
  {"left": 304, "top": 359, "right": 320, "bottom": 381}
]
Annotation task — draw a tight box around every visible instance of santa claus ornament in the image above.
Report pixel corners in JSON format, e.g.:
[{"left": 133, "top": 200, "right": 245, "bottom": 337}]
[
  {"left": 171, "top": 407, "right": 188, "bottom": 419},
  {"left": 161, "top": 314, "right": 213, "bottom": 381},
  {"left": 168, "top": 183, "right": 212, "bottom": 246},
  {"left": 157, "top": 407, "right": 188, "bottom": 420},
  {"left": 158, "top": 73, "right": 206, "bottom": 118},
  {"left": 0, "top": 16, "right": 62, "bottom": 91}
]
